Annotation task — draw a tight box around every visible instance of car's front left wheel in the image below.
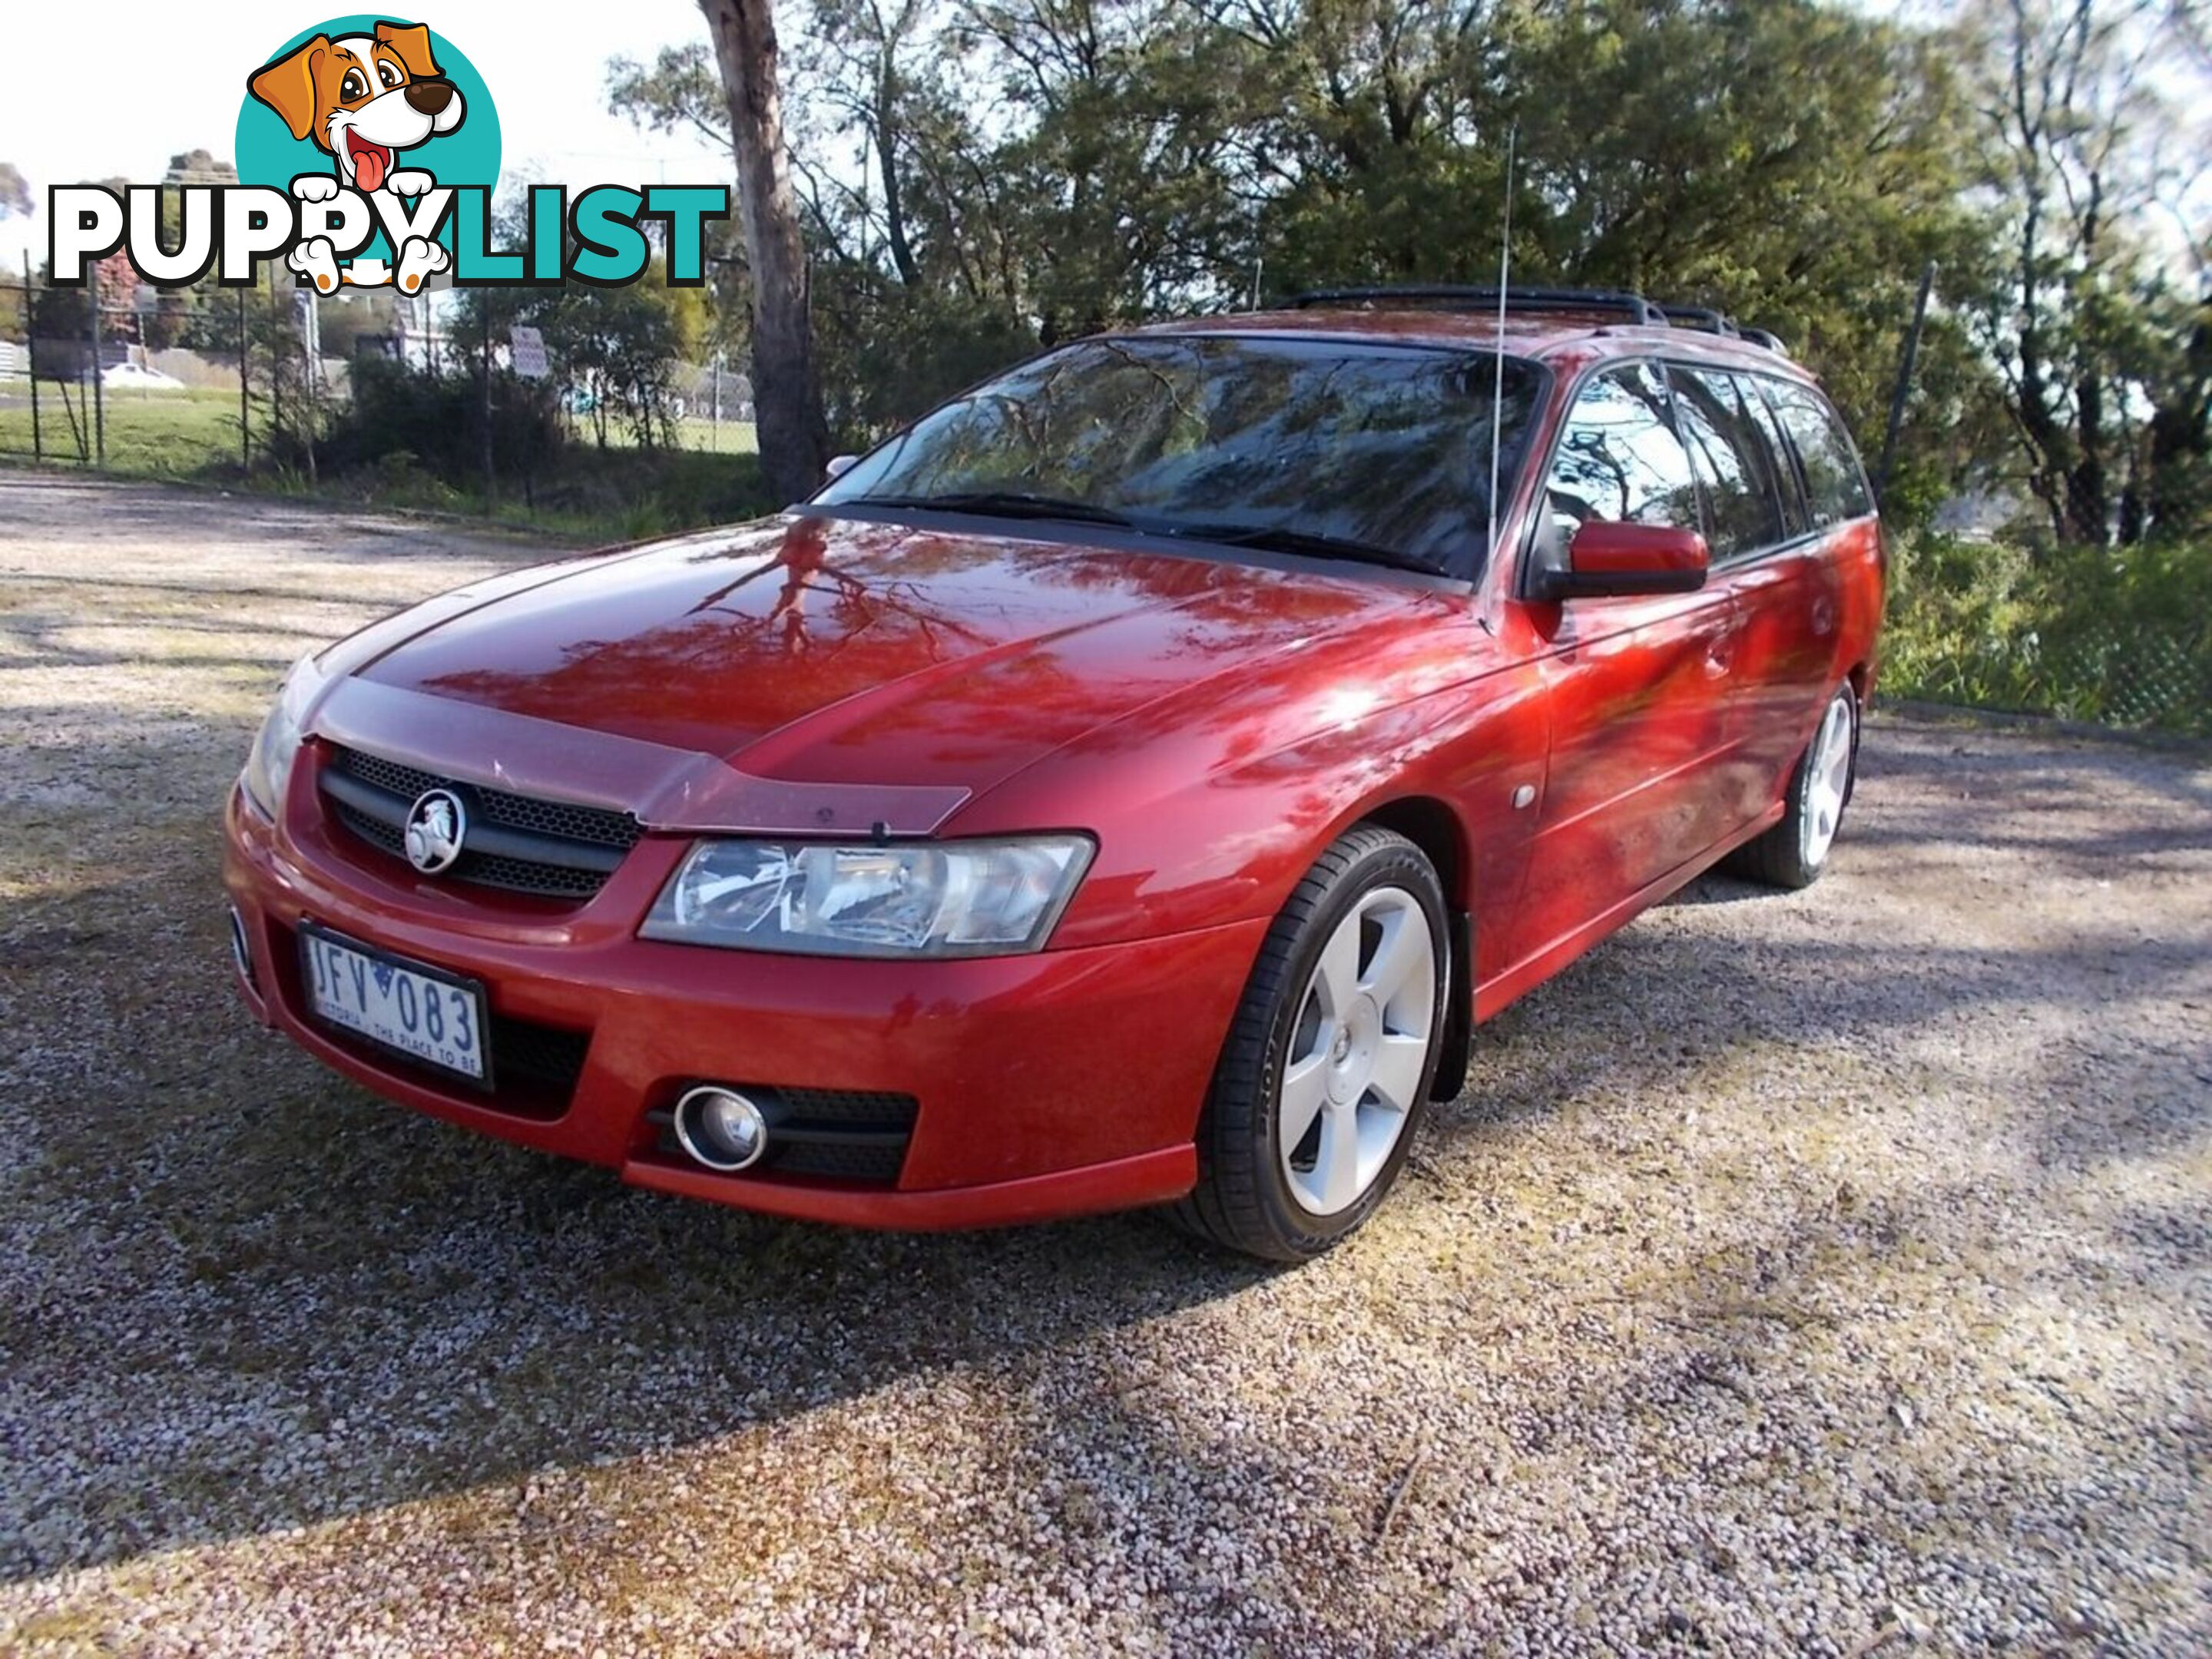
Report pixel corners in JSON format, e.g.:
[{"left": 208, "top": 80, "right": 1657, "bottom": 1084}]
[{"left": 1174, "top": 825, "right": 1448, "bottom": 1262}]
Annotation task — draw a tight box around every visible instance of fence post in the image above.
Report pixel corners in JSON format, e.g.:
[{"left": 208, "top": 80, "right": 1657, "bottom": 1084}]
[
  {"left": 88, "top": 260, "right": 105, "bottom": 468},
  {"left": 299, "top": 288, "right": 318, "bottom": 486},
  {"left": 23, "top": 265, "right": 40, "bottom": 462},
  {"left": 268, "top": 283, "right": 282, "bottom": 452},
  {"left": 480, "top": 302, "right": 495, "bottom": 505},
  {"left": 237, "top": 287, "right": 250, "bottom": 472}
]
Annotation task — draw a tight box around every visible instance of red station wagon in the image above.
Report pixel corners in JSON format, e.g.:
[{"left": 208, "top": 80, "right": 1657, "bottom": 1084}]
[{"left": 224, "top": 287, "right": 1883, "bottom": 1260}]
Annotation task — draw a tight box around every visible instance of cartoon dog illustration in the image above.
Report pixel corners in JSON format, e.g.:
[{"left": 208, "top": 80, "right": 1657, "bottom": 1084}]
[{"left": 247, "top": 21, "right": 463, "bottom": 293}]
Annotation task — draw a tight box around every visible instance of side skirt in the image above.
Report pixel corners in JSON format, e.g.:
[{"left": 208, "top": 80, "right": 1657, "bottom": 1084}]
[{"left": 1471, "top": 802, "right": 1786, "bottom": 1025}]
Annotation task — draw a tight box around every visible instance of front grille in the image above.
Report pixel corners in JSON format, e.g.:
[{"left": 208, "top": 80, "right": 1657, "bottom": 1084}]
[
  {"left": 337, "top": 749, "right": 641, "bottom": 849},
  {"left": 332, "top": 798, "right": 406, "bottom": 857},
  {"left": 650, "top": 1086, "right": 919, "bottom": 1186},
  {"left": 321, "top": 745, "right": 641, "bottom": 902}
]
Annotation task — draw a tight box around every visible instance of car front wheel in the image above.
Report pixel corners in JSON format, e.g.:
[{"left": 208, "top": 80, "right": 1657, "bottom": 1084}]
[{"left": 1174, "top": 825, "right": 1448, "bottom": 1262}]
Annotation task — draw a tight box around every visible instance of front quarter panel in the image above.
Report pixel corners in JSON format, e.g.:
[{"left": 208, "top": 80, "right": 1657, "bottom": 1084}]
[{"left": 954, "top": 603, "right": 1546, "bottom": 955}]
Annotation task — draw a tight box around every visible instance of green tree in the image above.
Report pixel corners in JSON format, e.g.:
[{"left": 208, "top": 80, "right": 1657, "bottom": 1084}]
[
  {"left": 611, "top": 0, "right": 2208, "bottom": 526},
  {"left": 1960, "top": 0, "right": 2210, "bottom": 545}
]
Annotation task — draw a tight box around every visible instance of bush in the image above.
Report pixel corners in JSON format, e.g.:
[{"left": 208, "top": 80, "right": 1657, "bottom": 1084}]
[
  {"left": 309, "top": 356, "right": 565, "bottom": 490},
  {"left": 815, "top": 284, "right": 1042, "bottom": 442},
  {"left": 258, "top": 356, "right": 774, "bottom": 541},
  {"left": 1882, "top": 530, "right": 2212, "bottom": 735}
]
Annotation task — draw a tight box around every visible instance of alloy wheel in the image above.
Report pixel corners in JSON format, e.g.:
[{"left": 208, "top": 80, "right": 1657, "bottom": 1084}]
[
  {"left": 1800, "top": 690, "right": 1856, "bottom": 869},
  {"left": 1278, "top": 886, "right": 1436, "bottom": 1216}
]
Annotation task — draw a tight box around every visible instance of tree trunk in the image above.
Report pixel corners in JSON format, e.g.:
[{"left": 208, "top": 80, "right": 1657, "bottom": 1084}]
[
  {"left": 700, "top": 0, "right": 830, "bottom": 505},
  {"left": 2145, "top": 299, "right": 2211, "bottom": 540},
  {"left": 2068, "top": 360, "right": 2107, "bottom": 544},
  {"left": 877, "top": 58, "right": 920, "bottom": 288}
]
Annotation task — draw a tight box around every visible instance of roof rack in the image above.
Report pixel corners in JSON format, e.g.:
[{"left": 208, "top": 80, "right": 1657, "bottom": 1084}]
[
  {"left": 1285, "top": 285, "right": 1788, "bottom": 354},
  {"left": 1659, "top": 306, "right": 1740, "bottom": 338},
  {"left": 1289, "top": 286, "right": 1667, "bottom": 327}
]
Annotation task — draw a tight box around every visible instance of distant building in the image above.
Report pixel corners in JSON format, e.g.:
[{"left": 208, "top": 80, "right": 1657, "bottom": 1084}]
[
  {"left": 163, "top": 151, "right": 239, "bottom": 187},
  {"left": 356, "top": 296, "right": 452, "bottom": 373},
  {"left": 1931, "top": 484, "right": 2028, "bottom": 543}
]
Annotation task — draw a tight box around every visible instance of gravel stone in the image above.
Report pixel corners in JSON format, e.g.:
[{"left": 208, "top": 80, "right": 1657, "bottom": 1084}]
[{"left": 1, "top": 472, "right": 2207, "bottom": 1656}]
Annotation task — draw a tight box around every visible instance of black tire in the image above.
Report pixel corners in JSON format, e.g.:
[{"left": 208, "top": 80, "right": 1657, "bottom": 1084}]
[
  {"left": 1724, "top": 682, "right": 1860, "bottom": 891},
  {"left": 1171, "top": 825, "right": 1449, "bottom": 1262}
]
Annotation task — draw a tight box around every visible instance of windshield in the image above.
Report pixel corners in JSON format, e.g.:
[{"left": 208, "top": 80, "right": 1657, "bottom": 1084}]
[{"left": 816, "top": 333, "right": 1547, "bottom": 580}]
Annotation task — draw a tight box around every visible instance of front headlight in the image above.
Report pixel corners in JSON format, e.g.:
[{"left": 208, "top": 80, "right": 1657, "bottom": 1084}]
[
  {"left": 240, "top": 656, "right": 320, "bottom": 818},
  {"left": 641, "top": 835, "right": 1095, "bottom": 958}
]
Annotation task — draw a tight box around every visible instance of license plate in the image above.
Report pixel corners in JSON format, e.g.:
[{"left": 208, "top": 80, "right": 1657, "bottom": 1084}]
[{"left": 298, "top": 924, "right": 491, "bottom": 1085}]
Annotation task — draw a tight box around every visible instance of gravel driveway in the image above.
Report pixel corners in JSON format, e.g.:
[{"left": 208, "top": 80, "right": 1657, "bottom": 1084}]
[{"left": 2, "top": 471, "right": 2207, "bottom": 1657}]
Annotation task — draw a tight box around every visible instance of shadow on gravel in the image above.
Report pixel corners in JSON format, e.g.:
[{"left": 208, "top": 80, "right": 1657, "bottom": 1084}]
[
  {"left": 1854, "top": 720, "right": 2212, "bottom": 859},
  {"left": 0, "top": 708, "right": 1276, "bottom": 1578},
  {"left": 2, "top": 703, "right": 2207, "bottom": 1588}
]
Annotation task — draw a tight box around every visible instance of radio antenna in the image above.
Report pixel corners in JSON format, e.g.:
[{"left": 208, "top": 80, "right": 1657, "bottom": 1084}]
[{"left": 1486, "top": 124, "right": 1518, "bottom": 575}]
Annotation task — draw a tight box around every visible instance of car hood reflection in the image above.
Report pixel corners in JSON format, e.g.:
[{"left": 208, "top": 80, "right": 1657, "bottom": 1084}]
[{"left": 356, "top": 512, "right": 1459, "bottom": 800}]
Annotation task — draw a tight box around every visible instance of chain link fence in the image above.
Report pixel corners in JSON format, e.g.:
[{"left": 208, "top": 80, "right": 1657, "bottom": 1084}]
[
  {"left": 3, "top": 265, "right": 759, "bottom": 482},
  {"left": 1889, "top": 617, "right": 2210, "bottom": 736},
  {"left": 661, "top": 358, "right": 757, "bottom": 455},
  {"left": 1881, "top": 513, "right": 2211, "bottom": 738},
  {"left": 1, "top": 265, "right": 328, "bottom": 476}
]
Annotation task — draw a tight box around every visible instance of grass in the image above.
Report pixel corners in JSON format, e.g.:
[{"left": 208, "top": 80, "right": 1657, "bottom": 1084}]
[
  {"left": 0, "top": 379, "right": 773, "bottom": 544},
  {"left": 0, "top": 385, "right": 247, "bottom": 476},
  {"left": 297, "top": 445, "right": 775, "bottom": 544},
  {"left": 570, "top": 411, "right": 761, "bottom": 456}
]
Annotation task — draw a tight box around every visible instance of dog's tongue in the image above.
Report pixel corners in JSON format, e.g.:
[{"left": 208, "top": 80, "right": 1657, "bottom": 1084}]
[{"left": 355, "top": 146, "right": 388, "bottom": 192}]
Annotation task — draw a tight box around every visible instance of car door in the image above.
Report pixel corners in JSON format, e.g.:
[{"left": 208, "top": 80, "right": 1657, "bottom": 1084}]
[
  {"left": 1747, "top": 376, "right": 1880, "bottom": 799},
  {"left": 1500, "top": 360, "right": 1742, "bottom": 975},
  {"left": 1670, "top": 365, "right": 1851, "bottom": 825}
]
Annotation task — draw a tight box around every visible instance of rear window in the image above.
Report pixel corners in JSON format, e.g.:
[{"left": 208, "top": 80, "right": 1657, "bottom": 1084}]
[
  {"left": 1763, "top": 382, "right": 1875, "bottom": 528},
  {"left": 1740, "top": 380, "right": 1812, "bottom": 538},
  {"left": 1668, "top": 366, "right": 1790, "bottom": 561}
]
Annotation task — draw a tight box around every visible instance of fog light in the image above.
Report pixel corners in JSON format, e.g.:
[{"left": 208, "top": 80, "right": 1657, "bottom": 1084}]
[
  {"left": 673, "top": 1086, "right": 770, "bottom": 1173},
  {"left": 227, "top": 905, "right": 257, "bottom": 988}
]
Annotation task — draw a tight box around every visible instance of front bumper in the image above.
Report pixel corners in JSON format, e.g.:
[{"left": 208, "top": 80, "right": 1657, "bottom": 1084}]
[{"left": 222, "top": 761, "right": 1266, "bottom": 1230}]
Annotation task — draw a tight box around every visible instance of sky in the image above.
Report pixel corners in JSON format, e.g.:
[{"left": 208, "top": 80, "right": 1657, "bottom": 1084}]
[{"left": 0, "top": 0, "right": 734, "bottom": 273}]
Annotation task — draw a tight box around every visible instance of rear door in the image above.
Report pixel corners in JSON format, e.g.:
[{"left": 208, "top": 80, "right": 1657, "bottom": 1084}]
[
  {"left": 1707, "top": 373, "right": 1866, "bottom": 823},
  {"left": 1666, "top": 363, "right": 1831, "bottom": 827},
  {"left": 1502, "top": 361, "right": 1741, "bottom": 972}
]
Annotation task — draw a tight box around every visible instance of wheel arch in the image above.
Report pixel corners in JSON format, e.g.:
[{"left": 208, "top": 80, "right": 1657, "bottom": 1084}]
[
  {"left": 1359, "top": 795, "right": 1469, "bottom": 909},
  {"left": 1355, "top": 794, "right": 1474, "bottom": 1102}
]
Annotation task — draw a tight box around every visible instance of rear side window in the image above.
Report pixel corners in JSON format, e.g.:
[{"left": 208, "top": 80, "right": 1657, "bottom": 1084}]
[
  {"left": 1669, "top": 366, "right": 1789, "bottom": 561},
  {"left": 1741, "top": 381, "right": 1811, "bottom": 538},
  {"left": 1763, "top": 382, "right": 1875, "bottom": 528},
  {"left": 1540, "top": 363, "right": 1702, "bottom": 534}
]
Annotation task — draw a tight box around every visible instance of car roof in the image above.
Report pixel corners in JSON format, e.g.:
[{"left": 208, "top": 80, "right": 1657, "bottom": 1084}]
[{"left": 1129, "top": 307, "right": 1823, "bottom": 387}]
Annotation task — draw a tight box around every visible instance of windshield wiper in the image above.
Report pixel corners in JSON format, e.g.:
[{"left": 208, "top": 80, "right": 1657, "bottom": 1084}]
[
  {"left": 841, "top": 491, "right": 1136, "bottom": 528},
  {"left": 1155, "top": 521, "right": 1452, "bottom": 578}
]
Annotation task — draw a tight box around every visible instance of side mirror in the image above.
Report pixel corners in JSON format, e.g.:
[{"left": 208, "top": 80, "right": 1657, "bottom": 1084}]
[
  {"left": 824, "top": 454, "right": 859, "bottom": 483},
  {"left": 1534, "top": 522, "right": 1709, "bottom": 601}
]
